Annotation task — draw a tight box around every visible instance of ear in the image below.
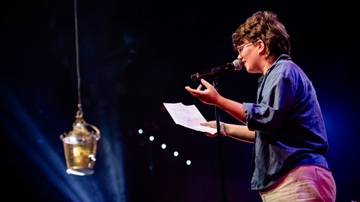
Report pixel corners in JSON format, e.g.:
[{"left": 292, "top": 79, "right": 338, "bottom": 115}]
[{"left": 256, "top": 40, "right": 266, "bottom": 55}]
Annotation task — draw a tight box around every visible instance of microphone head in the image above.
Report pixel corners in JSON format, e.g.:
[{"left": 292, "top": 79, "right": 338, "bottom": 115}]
[{"left": 232, "top": 59, "right": 243, "bottom": 71}]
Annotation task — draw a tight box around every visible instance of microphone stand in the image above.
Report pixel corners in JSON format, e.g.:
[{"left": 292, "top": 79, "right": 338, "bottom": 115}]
[
  {"left": 190, "top": 66, "right": 232, "bottom": 201},
  {"left": 211, "top": 78, "right": 227, "bottom": 202}
]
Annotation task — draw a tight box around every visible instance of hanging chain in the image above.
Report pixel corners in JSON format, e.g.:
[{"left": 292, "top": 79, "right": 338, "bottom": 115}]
[{"left": 74, "top": 0, "right": 83, "bottom": 118}]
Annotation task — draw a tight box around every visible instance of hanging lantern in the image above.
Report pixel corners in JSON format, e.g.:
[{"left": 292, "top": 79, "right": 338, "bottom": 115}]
[
  {"left": 59, "top": 0, "right": 101, "bottom": 176},
  {"left": 60, "top": 108, "right": 101, "bottom": 176}
]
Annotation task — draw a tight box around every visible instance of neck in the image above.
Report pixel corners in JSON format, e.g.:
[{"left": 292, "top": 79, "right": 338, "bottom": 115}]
[{"left": 261, "top": 55, "right": 276, "bottom": 75}]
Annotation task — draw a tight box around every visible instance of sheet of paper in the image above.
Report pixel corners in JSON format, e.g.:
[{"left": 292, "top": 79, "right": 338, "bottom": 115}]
[{"left": 163, "top": 102, "right": 217, "bottom": 134}]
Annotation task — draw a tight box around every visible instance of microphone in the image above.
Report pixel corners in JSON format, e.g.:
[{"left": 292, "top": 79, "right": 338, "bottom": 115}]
[{"left": 190, "top": 59, "right": 243, "bottom": 81}]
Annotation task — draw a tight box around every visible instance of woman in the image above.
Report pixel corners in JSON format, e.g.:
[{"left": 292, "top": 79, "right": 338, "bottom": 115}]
[{"left": 185, "top": 10, "right": 336, "bottom": 201}]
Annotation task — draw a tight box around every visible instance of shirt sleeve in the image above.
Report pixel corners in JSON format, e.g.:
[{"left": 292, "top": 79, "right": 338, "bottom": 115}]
[{"left": 245, "top": 61, "right": 297, "bottom": 132}]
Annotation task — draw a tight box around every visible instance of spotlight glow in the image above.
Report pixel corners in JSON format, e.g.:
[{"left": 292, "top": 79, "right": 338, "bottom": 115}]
[{"left": 1, "top": 87, "right": 126, "bottom": 202}]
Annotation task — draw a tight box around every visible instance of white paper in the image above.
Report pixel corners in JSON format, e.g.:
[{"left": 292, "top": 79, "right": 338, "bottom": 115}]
[{"left": 163, "top": 102, "right": 217, "bottom": 134}]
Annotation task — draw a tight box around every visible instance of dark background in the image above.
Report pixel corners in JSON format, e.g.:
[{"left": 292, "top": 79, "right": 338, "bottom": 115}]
[{"left": 1, "top": 0, "right": 358, "bottom": 201}]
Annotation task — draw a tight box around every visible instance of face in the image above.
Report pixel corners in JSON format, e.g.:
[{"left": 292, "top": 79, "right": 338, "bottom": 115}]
[{"left": 236, "top": 40, "right": 262, "bottom": 74}]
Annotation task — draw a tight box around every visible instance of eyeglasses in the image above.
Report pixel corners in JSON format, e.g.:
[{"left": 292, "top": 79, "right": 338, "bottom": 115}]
[{"left": 236, "top": 42, "right": 253, "bottom": 54}]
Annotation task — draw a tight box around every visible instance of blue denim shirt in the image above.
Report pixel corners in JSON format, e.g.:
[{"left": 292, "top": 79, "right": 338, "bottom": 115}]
[{"left": 243, "top": 54, "right": 330, "bottom": 190}]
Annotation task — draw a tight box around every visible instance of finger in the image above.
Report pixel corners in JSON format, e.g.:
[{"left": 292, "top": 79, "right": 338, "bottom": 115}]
[
  {"left": 185, "top": 85, "right": 202, "bottom": 98},
  {"left": 205, "top": 132, "right": 217, "bottom": 137},
  {"left": 200, "top": 79, "right": 212, "bottom": 88},
  {"left": 189, "top": 91, "right": 201, "bottom": 98},
  {"left": 185, "top": 86, "right": 197, "bottom": 94},
  {"left": 200, "top": 122, "right": 210, "bottom": 127}
]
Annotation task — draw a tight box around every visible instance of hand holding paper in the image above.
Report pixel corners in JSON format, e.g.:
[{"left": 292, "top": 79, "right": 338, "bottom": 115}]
[{"left": 163, "top": 102, "right": 217, "bottom": 134}]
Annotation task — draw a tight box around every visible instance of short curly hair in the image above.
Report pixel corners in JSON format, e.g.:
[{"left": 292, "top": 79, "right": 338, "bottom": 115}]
[{"left": 232, "top": 10, "right": 291, "bottom": 59}]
